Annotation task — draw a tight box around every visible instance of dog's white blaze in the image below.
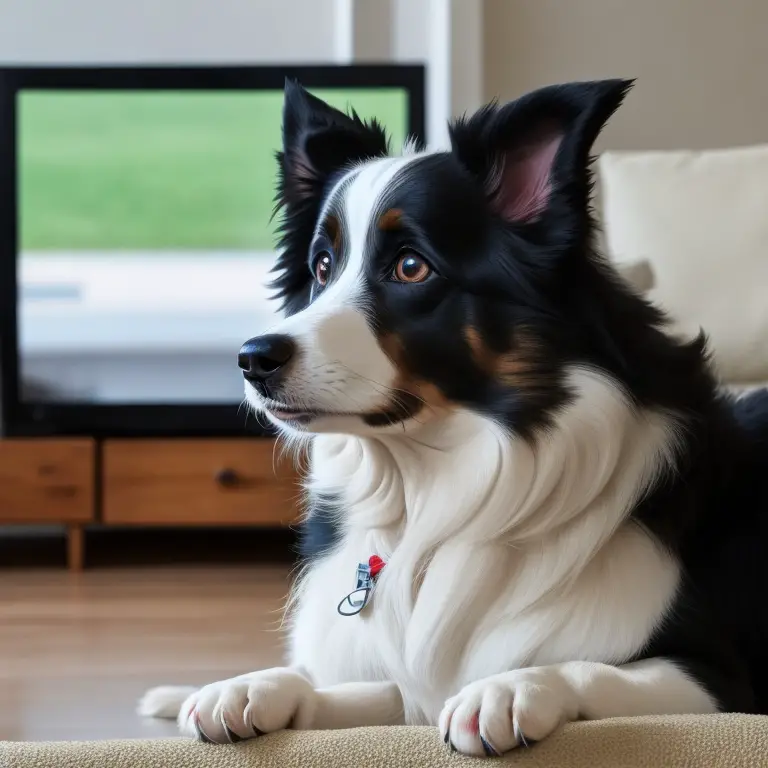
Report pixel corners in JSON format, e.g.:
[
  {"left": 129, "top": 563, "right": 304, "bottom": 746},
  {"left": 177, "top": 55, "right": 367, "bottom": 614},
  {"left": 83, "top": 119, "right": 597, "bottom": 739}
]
[
  {"left": 246, "top": 154, "right": 427, "bottom": 427},
  {"left": 289, "top": 367, "right": 685, "bottom": 724}
]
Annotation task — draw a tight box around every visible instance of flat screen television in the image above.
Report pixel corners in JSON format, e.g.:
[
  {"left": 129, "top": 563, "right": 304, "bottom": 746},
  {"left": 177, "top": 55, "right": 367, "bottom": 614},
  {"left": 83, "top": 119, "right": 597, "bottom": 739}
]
[{"left": 0, "top": 65, "right": 425, "bottom": 437}]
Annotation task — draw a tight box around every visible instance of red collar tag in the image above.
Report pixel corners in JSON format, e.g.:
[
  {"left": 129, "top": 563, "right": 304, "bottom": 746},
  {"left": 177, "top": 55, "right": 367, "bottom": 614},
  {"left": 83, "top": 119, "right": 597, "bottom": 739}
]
[{"left": 368, "top": 555, "right": 386, "bottom": 579}]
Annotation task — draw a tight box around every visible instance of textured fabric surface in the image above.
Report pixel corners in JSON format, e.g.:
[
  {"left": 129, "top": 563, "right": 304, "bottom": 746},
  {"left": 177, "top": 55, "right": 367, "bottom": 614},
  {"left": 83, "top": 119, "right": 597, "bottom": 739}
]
[
  {"left": 4, "top": 715, "right": 768, "bottom": 768},
  {"left": 599, "top": 144, "right": 768, "bottom": 382}
]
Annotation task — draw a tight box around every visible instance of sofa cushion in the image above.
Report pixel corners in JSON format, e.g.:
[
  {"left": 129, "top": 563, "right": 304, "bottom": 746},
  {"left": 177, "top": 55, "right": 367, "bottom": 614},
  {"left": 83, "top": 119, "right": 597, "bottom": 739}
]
[
  {"left": 2, "top": 716, "right": 768, "bottom": 768},
  {"left": 598, "top": 144, "right": 768, "bottom": 382}
]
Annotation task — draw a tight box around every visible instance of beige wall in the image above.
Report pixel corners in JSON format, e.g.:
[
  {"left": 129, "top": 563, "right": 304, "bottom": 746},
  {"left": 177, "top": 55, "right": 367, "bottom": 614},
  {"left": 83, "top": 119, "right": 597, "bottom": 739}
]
[{"left": 484, "top": 0, "right": 768, "bottom": 151}]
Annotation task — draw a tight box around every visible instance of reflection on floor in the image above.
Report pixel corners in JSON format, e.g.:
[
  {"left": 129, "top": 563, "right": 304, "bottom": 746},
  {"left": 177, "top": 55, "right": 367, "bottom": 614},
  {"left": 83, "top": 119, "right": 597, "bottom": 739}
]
[{"left": 0, "top": 565, "right": 289, "bottom": 741}]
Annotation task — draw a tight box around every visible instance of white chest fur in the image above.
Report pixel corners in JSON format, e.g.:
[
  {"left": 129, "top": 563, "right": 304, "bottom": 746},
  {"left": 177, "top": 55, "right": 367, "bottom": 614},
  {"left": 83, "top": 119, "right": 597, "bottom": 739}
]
[{"left": 287, "top": 369, "right": 682, "bottom": 724}]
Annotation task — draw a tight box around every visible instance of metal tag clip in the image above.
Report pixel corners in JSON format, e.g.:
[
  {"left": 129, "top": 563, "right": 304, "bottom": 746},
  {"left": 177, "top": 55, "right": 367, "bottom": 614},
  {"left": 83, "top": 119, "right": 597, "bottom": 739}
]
[{"left": 337, "top": 562, "right": 374, "bottom": 616}]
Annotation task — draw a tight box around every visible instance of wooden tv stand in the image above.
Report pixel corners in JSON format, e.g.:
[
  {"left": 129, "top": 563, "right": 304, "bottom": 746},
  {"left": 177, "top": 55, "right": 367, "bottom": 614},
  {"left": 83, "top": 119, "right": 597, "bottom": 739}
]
[{"left": 0, "top": 437, "right": 300, "bottom": 570}]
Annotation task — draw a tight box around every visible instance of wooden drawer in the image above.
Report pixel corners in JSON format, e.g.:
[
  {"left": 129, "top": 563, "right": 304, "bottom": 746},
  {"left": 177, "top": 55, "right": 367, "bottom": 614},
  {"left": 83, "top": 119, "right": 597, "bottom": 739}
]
[
  {"left": 102, "top": 439, "right": 300, "bottom": 525},
  {"left": 0, "top": 439, "right": 95, "bottom": 522}
]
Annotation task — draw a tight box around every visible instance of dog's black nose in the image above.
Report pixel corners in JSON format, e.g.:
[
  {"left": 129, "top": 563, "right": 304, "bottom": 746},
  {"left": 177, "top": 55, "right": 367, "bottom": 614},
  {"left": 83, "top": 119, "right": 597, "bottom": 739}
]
[{"left": 238, "top": 334, "right": 295, "bottom": 380}]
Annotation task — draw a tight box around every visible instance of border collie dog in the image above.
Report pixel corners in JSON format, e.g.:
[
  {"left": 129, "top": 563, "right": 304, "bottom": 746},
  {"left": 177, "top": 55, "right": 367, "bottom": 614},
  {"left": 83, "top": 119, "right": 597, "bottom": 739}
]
[{"left": 141, "top": 79, "right": 768, "bottom": 756}]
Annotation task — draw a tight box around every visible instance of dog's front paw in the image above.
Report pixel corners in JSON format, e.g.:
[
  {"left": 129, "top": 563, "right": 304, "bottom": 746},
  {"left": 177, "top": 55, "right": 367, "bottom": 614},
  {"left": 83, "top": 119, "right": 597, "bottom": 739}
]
[
  {"left": 439, "top": 667, "right": 578, "bottom": 757},
  {"left": 178, "top": 668, "right": 317, "bottom": 743}
]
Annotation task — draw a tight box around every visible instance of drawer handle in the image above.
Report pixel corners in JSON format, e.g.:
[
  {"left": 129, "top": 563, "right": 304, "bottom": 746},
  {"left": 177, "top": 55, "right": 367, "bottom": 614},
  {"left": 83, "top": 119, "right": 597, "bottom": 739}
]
[{"left": 215, "top": 468, "right": 241, "bottom": 488}]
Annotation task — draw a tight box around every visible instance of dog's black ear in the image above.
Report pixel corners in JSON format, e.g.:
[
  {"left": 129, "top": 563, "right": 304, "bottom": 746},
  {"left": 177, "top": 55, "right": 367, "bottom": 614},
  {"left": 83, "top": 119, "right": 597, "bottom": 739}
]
[
  {"left": 450, "top": 79, "right": 633, "bottom": 228},
  {"left": 271, "top": 81, "right": 390, "bottom": 314},
  {"left": 278, "top": 79, "right": 389, "bottom": 206}
]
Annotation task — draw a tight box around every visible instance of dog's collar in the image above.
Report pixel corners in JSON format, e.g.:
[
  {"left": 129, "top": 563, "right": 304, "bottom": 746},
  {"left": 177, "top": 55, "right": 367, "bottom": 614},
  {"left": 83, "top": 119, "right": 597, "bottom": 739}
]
[{"left": 337, "top": 555, "right": 386, "bottom": 616}]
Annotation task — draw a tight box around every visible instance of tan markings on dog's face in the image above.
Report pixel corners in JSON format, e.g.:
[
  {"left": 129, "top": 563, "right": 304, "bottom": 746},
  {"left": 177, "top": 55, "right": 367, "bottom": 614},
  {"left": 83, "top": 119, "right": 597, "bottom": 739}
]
[
  {"left": 378, "top": 331, "right": 405, "bottom": 368},
  {"left": 464, "top": 326, "right": 496, "bottom": 373},
  {"left": 324, "top": 214, "right": 343, "bottom": 252},
  {"left": 378, "top": 208, "right": 404, "bottom": 232},
  {"left": 497, "top": 329, "right": 544, "bottom": 392},
  {"left": 466, "top": 325, "right": 546, "bottom": 395},
  {"left": 374, "top": 332, "right": 453, "bottom": 418},
  {"left": 414, "top": 382, "right": 453, "bottom": 411},
  {"left": 373, "top": 326, "right": 545, "bottom": 424}
]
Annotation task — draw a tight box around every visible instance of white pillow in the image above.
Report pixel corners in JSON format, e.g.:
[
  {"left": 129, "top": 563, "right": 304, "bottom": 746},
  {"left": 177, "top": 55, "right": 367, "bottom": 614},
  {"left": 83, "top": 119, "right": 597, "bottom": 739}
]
[
  {"left": 614, "top": 258, "right": 655, "bottom": 294},
  {"left": 598, "top": 144, "right": 768, "bottom": 382}
]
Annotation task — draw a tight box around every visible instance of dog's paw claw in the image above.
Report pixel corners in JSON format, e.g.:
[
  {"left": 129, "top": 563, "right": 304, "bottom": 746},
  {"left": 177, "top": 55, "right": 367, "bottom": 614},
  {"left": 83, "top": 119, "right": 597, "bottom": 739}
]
[
  {"left": 193, "top": 711, "right": 215, "bottom": 744},
  {"left": 222, "top": 722, "right": 244, "bottom": 744},
  {"left": 440, "top": 669, "right": 573, "bottom": 756},
  {"left": 479, "top": 734, "right": 500, "bottom": 757},
  {"left": 513, "top": 720, "right": 538, "bottom": 748},
  {"left": 178, "top": 669, "right": 315, "bottom": 744}
]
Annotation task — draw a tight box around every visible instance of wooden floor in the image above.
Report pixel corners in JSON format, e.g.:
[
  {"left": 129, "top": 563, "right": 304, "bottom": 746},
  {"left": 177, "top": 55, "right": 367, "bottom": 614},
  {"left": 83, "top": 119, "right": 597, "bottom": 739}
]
[{"left": 0, "top": 565, "right": 290, "bottom": 742}]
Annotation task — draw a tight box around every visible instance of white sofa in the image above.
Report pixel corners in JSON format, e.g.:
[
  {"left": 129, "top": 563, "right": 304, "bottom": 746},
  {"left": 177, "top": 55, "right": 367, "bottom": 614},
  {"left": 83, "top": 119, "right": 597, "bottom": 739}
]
[{"left": 598, "top": 143, "right": 768, "bottom": 392}]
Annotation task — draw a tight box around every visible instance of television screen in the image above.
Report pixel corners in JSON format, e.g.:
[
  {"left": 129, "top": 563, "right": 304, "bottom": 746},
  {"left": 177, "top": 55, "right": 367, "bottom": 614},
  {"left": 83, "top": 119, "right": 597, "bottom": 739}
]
[{"left": 16, "top": 87, "right": 410, "bottom": 406}]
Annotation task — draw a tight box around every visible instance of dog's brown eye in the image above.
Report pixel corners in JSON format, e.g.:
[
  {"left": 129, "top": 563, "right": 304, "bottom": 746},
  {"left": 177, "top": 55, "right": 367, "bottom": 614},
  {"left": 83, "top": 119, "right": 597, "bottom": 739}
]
[
  {"left": 314, "top": 252, "right": 332, "bottom": 286},
  {"left": 393, "top": 250, "right": 431, "bottom": 283}
]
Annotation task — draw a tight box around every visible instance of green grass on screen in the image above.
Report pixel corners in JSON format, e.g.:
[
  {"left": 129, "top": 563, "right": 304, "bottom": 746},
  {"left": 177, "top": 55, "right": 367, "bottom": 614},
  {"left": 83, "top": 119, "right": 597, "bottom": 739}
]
[{"left": 19, "top": 89, "right": 408, "bottom": 251}]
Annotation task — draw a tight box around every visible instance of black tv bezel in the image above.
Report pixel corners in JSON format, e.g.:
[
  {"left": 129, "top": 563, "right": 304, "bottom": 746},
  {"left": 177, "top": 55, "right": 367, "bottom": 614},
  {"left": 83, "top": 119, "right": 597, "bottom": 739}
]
[{"left": 0, "top": 64, "right": 426, "bottom": 437}]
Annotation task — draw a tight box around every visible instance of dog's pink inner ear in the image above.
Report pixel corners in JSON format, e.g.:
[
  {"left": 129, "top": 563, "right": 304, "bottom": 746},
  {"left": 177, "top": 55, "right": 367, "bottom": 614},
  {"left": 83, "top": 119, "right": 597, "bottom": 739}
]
[{"left": 490, "top": 133, "right": 563, "bottom": 222}]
